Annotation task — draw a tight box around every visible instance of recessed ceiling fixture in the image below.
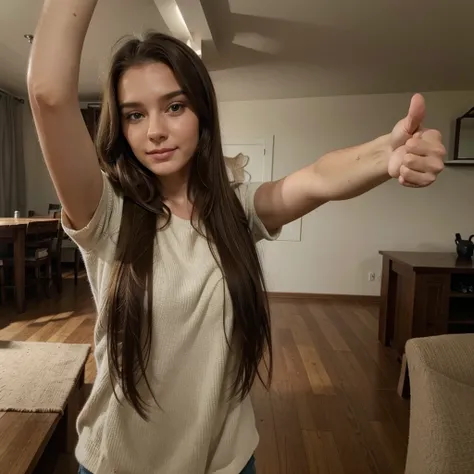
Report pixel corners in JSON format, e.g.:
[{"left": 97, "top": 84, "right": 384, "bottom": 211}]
[{"left": 24, "top": 34, "right": 34, "bottom": 44}]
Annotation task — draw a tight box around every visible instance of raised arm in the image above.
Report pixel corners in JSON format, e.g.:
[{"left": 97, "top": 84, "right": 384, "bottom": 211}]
[
  {"left": 255, "top": 94, "right": 446, "bottom": 232},
  {"left": 27, "top": 0, "right": 102, "bottom": 230}
]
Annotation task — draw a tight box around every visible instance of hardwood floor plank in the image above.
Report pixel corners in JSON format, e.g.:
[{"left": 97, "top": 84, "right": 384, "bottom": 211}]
[
  {"left": 332, "top": 351, "right": 389, "bottom": 422},
  {"left": 25, "top": 312, "right": 74, "bottom": 342},
  {"left": 322, "top": 301, "right": 399, "bottom": 390},
  {"left": 270, "top": 322, "right": 311, "bottom": 474},
  {"left": 378, "top": 391, "right": 410, "bottom": 441},
  {"left": 298, "top": 304, "right": 385, "bottom": 474},
  {"left": 278, "top": 324, "right": 331, "bottom": 432},
  {"left": 369, "top": 421, "right": 407, "bottom": 474},
  {"left": 307, "top": 304, "right": 351, "bottom": 352},
  {"left": 282, "top": 345, "right": 320, "bottom": 431},
  {"left": 288, "top": 311, "right": 334, "bottom": 396},
  {"left": 302, "top": 430, "right": 345, "bottom": 474},
  {"left": 46, "top": 313, "right": 90, "bottom": 343},
  {"left": 317, "top": 394, "right": 381, "bottom": 474},
  {"left": 352, "top": 303, "right": 379, "bottom": 337}
]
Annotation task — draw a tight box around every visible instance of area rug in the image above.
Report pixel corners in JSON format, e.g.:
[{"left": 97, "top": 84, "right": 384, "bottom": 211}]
[{"left": 0, "top": 340, "right": 90, "bottom": 414}]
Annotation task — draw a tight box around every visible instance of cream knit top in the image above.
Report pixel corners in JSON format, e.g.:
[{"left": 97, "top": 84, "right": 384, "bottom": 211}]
[{"left": 63, "top": 174, "right": 279, "bottom": 474}]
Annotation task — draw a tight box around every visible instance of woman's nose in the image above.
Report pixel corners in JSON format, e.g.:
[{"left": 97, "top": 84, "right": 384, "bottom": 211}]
[{"left": 147, "top": 113, "right": 168, "bottom": 142}]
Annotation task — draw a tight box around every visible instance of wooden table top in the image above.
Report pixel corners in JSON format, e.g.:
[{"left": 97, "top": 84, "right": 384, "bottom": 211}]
[
  {"left": 379, "top": 250, "right": 474, "bottom": 271},
  {"left": 0, "top": 218, "right": 59, "bottom": 228},
  {"left": 0, "top": 411, "right": 60, "bottom": 474}
]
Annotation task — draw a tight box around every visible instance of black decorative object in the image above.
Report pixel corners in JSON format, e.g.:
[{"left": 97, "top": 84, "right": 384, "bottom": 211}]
[{"left": 455, "top": 233, "right": 474, "bottom": 259}]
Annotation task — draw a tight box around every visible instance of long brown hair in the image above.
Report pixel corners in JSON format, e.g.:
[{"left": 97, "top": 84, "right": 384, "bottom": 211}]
[{"left": 96, "top": 32, "right": 272, "bottom": 419}]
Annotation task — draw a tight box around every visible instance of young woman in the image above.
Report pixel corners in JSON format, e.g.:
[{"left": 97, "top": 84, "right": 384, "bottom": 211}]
[{"left": 27, "top": 1, "right": 446, "bottom": 473}]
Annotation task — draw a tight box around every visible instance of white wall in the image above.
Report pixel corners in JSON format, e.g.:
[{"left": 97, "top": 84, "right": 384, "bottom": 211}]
[
  {"left": 22, "top": 90, "right": 474, "bottom": 295},
  {"left": 218, "top": 90, "right": 474, "bottom": 295}
]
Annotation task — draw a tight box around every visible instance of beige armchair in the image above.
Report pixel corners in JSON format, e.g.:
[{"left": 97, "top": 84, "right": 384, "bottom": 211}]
[{"left": 404, "top": 334, "right": 474, "bottom": 474}]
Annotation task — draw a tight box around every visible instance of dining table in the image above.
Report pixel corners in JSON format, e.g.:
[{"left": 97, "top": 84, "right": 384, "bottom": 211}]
[{"left": 0, "top": 217, "right": 59, "bottom": 313}]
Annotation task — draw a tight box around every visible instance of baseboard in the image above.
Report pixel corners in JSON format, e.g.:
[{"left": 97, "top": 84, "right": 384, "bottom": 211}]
[{"left": 267, "top": 292, "right": 380, "bottom": 304}]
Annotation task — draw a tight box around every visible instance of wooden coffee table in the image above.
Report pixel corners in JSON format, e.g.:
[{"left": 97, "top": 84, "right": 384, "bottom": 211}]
[{"left": 0, "top": 364, "right": 85, "bottom": 474}]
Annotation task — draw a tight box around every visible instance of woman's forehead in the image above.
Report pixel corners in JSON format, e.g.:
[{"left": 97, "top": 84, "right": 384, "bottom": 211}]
[{"left": 118, "top": 62, "right": 181, "bottom": 103}]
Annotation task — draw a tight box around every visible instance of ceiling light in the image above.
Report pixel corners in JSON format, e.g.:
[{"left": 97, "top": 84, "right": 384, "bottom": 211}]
[{"left": 24, "top": 34, "right": 34, "bottom": 44}]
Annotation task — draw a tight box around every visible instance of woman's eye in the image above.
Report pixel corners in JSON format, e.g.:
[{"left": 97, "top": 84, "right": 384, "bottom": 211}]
[
  {"left": 126, "top": 112, "right": 143, "bottom": 121},
  {"left": 168, "top": 103, "right": 184, "bottom": 114}
]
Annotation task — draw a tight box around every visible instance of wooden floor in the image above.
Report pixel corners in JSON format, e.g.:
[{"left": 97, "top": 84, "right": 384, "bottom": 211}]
[{"left": 0, "top": 277, "right": 409, "bottom": 474}]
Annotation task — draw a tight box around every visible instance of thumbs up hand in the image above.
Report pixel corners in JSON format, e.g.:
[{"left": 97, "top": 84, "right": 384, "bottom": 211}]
[{"left": 388, "top": 94, "right": 446, "bottom": 187}]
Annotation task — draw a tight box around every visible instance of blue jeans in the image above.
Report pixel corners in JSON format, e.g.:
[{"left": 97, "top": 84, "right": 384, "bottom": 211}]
[{"left": 78, "top": 455, "right": 256, "bottom": 474}]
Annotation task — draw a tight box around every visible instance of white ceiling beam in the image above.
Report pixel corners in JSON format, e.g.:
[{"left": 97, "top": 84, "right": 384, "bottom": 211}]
[
  {"left": 153, "top": 0, "right": 192, "bottom": 42},
  {"left": 174, "top": 0, "right": 213, "bottom": 42},
  {"left": 153, "top": 0, "right": 214, "bottom": 48}
]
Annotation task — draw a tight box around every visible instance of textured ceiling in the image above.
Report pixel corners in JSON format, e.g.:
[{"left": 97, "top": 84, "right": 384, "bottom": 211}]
[{"left": 0, "top": 0, "right": 472, "bottom": 101}]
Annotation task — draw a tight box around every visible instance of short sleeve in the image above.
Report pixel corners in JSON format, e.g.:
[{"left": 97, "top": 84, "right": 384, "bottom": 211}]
[
  {"left": 61, "top": 172, "right": 123, "bottom": 253},
  {"left": 234, "top": 182, "right": 282, "bottom": 242}
]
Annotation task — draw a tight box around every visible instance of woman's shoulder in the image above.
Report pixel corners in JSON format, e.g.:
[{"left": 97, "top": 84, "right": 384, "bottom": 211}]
[
  {"left": 232, "top": 181, "right": 262, "bottom": 214},
  {"left": 61, "top": 171, "right": 124, "bottom": 253}
]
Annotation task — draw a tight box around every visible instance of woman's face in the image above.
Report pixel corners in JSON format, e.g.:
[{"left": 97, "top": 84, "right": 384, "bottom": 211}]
[{"left": 118, "top": 61, "right": 199, "bottom": 179}]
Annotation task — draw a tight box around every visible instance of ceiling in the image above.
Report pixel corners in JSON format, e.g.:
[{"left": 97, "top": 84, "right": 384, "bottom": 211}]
[{"left": 0, "top": 0, "right": 473, "bottom": 101}]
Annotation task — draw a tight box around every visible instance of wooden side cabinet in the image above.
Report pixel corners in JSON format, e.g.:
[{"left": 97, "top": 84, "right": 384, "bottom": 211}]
[{"left": 378, "top": 251, "right": 474, "bottom": 359}]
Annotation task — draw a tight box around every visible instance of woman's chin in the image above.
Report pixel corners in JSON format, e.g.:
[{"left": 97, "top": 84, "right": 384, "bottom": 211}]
[{"left": 147, "top": 160, "right": 189, "bottom": 178}]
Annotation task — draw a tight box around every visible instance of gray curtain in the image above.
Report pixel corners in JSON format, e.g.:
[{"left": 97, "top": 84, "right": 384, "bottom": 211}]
[{"left": 0, "top": 91, "right": 26, "bottom": 216}]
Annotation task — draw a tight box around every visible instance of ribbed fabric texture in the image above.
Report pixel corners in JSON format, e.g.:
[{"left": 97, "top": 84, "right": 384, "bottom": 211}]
[{"left": 62, "top": 174, "right": 279, "bottom": 474}]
